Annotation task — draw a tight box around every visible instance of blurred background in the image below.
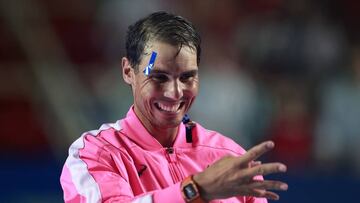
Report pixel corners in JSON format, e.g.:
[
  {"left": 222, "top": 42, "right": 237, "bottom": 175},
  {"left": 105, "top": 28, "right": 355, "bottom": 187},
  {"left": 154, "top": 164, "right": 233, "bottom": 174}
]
[{"left": 0, "top": 0, "right": 359, "bottom": 202}]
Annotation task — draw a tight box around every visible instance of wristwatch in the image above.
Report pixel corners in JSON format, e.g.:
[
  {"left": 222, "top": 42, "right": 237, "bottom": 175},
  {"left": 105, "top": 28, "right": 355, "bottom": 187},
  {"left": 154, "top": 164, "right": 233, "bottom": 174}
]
[{"left": 181, "top": 175, "right": 205, "bottom": 203}]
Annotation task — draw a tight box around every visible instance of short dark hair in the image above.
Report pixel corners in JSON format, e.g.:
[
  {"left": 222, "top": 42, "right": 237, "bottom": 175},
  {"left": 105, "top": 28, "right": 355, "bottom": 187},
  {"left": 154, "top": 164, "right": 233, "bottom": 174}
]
[{"left": 125, "top": 11, "right": 201, "bottom": 71}]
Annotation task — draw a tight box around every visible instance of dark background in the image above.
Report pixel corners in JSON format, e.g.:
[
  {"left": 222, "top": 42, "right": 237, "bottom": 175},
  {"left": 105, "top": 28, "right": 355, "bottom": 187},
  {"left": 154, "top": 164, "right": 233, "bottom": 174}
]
[{"left": 0, "top": 0, "right": 359, "bottom": 202}]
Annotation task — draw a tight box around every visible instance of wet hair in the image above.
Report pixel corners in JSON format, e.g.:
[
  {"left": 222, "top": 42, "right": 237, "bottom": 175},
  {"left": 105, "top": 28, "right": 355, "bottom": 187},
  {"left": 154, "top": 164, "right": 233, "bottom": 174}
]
[{"left": 125, "top": 11, "right": 201, "bottom": 72}]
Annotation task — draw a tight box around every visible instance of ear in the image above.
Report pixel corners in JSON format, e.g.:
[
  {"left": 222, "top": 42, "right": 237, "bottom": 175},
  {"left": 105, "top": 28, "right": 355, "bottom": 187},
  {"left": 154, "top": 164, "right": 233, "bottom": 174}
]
[{"left": 122, "top": 57, "right": 134, "bottom": 85}]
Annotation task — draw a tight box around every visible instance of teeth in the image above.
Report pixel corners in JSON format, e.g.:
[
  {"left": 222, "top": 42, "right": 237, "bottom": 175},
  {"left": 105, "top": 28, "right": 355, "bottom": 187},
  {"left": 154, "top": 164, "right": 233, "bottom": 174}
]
[{"left": 157, "top": 103, "right": 181, "bottom": 112}]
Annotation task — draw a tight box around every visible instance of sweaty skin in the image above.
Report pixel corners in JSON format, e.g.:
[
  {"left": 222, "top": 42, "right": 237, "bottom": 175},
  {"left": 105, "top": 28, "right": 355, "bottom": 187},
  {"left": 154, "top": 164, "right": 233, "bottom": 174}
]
[{"left": 122, "top": 41, "right": 199, "bottom": 147}]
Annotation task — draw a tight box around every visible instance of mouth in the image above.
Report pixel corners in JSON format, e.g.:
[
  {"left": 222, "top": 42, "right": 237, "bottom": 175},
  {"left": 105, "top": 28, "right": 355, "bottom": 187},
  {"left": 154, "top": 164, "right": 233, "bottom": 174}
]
[{"left": 154, "top": 101, "right": 185, "bottom": 113}]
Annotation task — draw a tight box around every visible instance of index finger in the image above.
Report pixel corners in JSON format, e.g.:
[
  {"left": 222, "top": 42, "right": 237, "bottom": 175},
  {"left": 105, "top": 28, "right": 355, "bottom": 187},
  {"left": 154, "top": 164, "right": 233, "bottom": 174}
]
[{"left": 238, "top": 141, "right": 275, "bottom": 167}]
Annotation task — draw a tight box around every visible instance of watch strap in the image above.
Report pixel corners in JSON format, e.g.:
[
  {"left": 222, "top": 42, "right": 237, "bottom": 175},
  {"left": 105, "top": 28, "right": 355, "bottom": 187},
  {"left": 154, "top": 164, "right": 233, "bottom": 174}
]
[{"left": 181, "top": 175, "right": 205, "bottom": 203}]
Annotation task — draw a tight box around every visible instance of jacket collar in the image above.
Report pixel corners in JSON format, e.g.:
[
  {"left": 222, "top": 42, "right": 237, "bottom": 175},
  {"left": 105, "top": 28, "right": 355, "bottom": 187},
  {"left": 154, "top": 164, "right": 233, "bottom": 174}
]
[{"left": 120, "top": 106, "right": 188, "bottom": 150}]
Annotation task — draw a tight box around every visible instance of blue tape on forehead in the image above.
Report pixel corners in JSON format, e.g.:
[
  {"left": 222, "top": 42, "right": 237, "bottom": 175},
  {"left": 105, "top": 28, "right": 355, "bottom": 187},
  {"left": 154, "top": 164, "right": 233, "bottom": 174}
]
[{"left": 143, "top": 51, "right": 157, "bottom": 76}]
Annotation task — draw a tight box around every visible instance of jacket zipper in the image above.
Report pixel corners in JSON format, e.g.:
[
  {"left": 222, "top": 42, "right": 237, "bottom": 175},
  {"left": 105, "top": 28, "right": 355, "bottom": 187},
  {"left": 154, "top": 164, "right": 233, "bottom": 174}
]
[{"left": 165, "top": 147, "right": 184, "bottom": 183}]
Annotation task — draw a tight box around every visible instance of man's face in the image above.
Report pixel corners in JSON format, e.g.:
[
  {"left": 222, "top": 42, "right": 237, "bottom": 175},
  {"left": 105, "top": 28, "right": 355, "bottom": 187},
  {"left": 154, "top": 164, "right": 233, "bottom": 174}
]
[{"left": 125, "top": 41, "right": 199, "bottom": 130}]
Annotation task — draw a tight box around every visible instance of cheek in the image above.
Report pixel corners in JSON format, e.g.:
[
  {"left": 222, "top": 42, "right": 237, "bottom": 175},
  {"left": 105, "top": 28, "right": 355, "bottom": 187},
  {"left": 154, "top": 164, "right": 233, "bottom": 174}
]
[
  {"left": 137, "top": 82, "right": 161, "bottom": 101},
  {"left": 188, "top": 80, "right": 199, "bottom": 97}
]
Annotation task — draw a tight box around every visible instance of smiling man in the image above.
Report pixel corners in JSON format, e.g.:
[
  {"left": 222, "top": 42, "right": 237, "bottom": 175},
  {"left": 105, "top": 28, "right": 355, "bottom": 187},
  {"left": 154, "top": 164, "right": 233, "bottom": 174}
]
[
  {"left": 124, "top": 41, "right": 199, "bottom": 147},
  {"left": 60, "top": 11, "right": 288, "bottom": 203}
]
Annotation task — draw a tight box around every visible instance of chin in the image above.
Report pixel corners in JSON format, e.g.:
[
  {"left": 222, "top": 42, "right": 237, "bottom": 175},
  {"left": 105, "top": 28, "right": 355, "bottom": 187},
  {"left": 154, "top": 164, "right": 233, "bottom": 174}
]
[{"left": 157, "top": 117, "right": 183, "bottom": 128}]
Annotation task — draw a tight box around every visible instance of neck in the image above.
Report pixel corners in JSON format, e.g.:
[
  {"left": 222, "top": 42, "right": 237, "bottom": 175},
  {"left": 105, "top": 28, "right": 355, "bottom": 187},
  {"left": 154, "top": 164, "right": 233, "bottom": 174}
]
[
  {"left": 148, "top": 126, "right": 178, "bottom": 148},
  {"left": 133, "top": 107, "right": 179, "bottom": 147}
]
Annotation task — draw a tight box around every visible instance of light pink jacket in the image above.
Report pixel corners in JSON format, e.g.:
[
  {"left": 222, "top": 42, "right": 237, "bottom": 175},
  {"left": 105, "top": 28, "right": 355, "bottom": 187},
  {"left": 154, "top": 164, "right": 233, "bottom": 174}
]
[{"left": 60, "top": 107, "right": 267, "bottom": 203}]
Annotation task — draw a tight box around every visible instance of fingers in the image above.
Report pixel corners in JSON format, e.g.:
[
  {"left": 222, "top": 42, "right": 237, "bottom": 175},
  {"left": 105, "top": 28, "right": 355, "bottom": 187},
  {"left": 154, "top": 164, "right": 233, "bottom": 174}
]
[
  {"left": 252, "top": 189, "right": 280, "bottom": 200},
  {"left": 252, "top": 163, "right": 287, "bottom": 176},
  {"left": 241, "top": 163, "right": 287, "bottom": 180},
  {"left": 242, "top": 180, "right": 287, "bottom": 201},
  {"left": 238, "top": 141, "right": 275, "bottom": 167},
  {"left": 249, "top": 161, "right": 262, "bottom": 167},
  {"left": 248, "top": 180, "right": 288, "bottom": 201},
  {"left": 249, "top": 180, "right": 288, "bottom": 191}
]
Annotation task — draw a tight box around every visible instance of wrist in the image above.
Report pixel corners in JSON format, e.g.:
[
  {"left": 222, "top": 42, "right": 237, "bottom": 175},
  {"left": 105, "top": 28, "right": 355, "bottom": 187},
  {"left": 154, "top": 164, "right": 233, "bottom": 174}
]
[{"left": 192, "top": 173, "right": 211, "bottom": 202}]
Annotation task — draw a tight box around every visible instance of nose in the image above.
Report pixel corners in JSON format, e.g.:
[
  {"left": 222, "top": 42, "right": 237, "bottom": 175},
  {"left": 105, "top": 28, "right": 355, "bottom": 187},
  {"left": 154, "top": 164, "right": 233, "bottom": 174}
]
[{"left": 164, "top": 79, "right": 183, "bottom": 100}]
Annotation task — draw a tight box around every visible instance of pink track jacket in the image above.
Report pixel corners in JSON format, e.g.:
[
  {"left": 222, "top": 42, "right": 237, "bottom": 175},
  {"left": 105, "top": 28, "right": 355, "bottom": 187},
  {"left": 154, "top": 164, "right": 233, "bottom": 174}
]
[{"left": 60, "top": 107, "right": 267, "bottom": 203}]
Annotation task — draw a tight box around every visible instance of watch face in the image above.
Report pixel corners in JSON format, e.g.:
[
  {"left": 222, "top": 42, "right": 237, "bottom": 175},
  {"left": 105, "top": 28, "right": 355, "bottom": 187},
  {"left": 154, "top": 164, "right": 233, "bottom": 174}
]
[{"left": 184, "top": 184, "right": 197, "bottom": 199}]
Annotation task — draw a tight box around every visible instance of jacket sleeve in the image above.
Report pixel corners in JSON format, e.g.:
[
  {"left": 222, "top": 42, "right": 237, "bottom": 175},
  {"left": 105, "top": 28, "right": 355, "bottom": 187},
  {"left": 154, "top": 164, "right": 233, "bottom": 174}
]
[
  {"left": 60, "top": 134, "right": 185, "bottom": 203},
  {"left": 246, "top": 196, "right": 268, "bottom": 203}
]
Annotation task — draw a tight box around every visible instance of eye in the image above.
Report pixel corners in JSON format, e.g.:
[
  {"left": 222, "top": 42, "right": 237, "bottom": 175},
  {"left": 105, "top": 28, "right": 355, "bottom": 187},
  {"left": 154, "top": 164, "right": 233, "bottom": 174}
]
[
  {"left": 180, "top": 72, "right": 196, "bottom": 82},
  {"left": 150, "top": 73, "right": 169, "bottom": 83}
]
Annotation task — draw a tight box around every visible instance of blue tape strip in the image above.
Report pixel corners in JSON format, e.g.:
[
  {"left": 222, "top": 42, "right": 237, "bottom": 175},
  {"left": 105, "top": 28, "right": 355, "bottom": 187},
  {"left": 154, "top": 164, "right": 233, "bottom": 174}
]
[{"left": 143, "top": 51, "right": 157, "bottom": 76}]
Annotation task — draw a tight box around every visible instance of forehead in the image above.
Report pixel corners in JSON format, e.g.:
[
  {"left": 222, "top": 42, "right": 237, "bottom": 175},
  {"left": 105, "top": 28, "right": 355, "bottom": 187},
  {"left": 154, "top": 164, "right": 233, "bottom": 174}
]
[{"left": 141, "top": 41, "right": 198, "bottom": 72}]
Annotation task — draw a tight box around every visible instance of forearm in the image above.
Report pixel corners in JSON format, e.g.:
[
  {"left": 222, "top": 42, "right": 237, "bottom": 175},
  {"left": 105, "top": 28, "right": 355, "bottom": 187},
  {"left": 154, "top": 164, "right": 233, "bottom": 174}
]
[{"left": 104, "top": 184, "right": 185, "bottom": 203}]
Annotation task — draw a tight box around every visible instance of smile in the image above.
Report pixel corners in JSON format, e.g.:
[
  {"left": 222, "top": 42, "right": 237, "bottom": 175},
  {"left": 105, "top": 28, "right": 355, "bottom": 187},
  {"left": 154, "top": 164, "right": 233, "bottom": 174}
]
[{"left": 155, "top": 102, "right": 185, "bottom": 113}]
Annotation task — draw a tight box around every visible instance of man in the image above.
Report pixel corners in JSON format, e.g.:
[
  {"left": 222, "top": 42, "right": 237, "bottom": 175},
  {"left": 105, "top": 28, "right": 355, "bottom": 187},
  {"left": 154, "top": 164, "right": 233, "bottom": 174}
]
[{"left": 60, "top": 11, "right": 288, "bottom": 203}]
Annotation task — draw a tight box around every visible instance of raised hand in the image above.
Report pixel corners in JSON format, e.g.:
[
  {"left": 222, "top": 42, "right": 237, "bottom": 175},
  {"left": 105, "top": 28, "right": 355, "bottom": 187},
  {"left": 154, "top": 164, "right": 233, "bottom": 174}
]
[{"left": 193, "top": 141, "right": 288, "bottom": 201}]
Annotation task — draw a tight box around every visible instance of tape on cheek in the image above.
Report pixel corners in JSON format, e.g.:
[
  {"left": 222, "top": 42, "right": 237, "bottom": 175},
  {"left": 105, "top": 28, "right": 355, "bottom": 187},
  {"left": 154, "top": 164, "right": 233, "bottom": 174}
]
[{"left": 143, "top": 51, "right": 157, "bottom": 76}]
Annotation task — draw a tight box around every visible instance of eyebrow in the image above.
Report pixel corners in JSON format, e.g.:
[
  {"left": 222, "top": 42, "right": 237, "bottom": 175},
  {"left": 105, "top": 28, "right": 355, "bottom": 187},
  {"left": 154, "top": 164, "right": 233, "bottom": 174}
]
[{"left": 149, "top": 69, "right": 198, "bottom": 75}]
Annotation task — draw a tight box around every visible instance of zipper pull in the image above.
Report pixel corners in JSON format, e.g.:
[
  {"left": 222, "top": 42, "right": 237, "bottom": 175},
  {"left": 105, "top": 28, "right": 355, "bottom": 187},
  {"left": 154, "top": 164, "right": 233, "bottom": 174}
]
[
  {"left": 165, "top": 147, "right": 177, "bottom": 162},
  {"left": 166, "top": 147, "right": 174, "bottom": 154}
]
